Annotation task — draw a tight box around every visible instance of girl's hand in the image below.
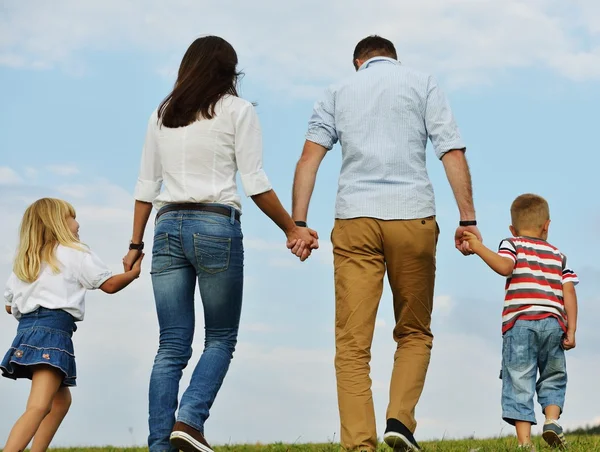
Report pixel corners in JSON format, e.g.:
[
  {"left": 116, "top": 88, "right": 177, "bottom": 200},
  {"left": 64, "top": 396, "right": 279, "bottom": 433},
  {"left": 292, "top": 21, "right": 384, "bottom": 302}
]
[
  {"left": 123, "top": 249, "right": 142, "bottom": 272},
  {"left": 5, "top": 306, "right": 11, "bottom": 315}
]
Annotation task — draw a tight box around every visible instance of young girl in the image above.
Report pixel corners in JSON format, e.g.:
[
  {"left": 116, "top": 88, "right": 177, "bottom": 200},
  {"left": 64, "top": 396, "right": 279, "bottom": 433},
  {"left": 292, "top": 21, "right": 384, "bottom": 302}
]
[{"left": 1, "top": 198, "right": 144, "bottom": 452}]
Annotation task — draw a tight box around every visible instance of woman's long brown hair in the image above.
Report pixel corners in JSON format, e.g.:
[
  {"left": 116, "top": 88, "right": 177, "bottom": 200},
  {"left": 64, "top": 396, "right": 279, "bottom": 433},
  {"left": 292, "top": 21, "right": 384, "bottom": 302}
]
[{"left": 158, "top": 36, "right": 242, "bottom": 128}]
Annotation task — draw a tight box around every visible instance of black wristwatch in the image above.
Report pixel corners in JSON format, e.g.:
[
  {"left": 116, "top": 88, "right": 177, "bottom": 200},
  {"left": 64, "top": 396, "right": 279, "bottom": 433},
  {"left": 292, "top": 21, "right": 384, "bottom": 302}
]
[
  {"left": 294, "top": 220, "right": 307, "bottom": 227},
  {"left": 459, "top": 220, "right": 477, "bottom": 227},
  {"left": 129, "top": 241, "right": 144, "bottom": 251}
]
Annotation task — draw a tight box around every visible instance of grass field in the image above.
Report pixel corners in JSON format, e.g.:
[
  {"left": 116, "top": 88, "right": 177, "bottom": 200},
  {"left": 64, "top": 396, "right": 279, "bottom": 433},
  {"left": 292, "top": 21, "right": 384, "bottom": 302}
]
[{"left": 29, "top": 435, "right": 600, "bottom": 452}]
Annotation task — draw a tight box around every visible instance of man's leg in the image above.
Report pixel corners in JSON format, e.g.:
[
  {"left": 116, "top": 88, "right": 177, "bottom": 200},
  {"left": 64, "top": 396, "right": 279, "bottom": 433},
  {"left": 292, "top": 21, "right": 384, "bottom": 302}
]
[
  {"left": 332, "top": 218, "right": 386, "bottom": 451},
  {"left": 382, "top": 217, "right": 438, "bottom": 434}
]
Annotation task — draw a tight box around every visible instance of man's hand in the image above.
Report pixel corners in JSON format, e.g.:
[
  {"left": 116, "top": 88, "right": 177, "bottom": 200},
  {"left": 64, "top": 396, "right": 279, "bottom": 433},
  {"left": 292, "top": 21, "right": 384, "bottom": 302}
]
[
  {"left": 123, "top": 249, "right": 143, "bottom": 272},
  {"left": 5, "top": 305, "right": 11, "bottom": 315},
  {"left": 456, "top": 225, "right": 482, "bottom": 255},
  {"left": 563, "top": 331, "right": 576, "bottom": 350},
  {"left": 131, "top": 253, "right": 145, "bottom": 278},
  {"left": 286, "top": 227, "right": 319, "bottom": 262}
]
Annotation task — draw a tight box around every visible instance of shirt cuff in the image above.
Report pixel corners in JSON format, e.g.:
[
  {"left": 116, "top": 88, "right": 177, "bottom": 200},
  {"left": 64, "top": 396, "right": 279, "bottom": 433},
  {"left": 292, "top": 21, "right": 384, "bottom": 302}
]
[
  {"left": 134, "top": 179, "right": 162, "bottom": 203},
  {"left": 435, "top": 140, "right": 467, "bottom": 159},
  {"left": 92, "top": 271, "right": 113, "bottom": 290},
  {"left": 240, "top": 169, "right": 272, "bottom": 197},
  {"left": 306, "top": 127, "right": 336, "bottom": 150}
]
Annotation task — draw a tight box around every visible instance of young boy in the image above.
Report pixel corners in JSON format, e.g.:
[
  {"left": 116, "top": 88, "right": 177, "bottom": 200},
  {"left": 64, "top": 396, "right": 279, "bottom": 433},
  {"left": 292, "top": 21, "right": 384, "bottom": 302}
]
[{"left": 463, "top": 194, "right": 579, "bottom": 450}]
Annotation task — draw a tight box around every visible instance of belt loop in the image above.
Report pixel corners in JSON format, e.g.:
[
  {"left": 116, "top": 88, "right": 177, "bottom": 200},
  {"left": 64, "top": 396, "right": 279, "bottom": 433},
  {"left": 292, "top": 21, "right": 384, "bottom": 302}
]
[{"left": 230, "top": 207, "right": 235, "bottom": 224}]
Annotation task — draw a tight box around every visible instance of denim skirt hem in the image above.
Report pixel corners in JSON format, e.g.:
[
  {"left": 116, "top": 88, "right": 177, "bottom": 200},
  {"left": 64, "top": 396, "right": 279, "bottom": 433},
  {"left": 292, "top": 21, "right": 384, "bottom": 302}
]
[{"left": 1, "top": 309, "right": 77, "bottom": 387}]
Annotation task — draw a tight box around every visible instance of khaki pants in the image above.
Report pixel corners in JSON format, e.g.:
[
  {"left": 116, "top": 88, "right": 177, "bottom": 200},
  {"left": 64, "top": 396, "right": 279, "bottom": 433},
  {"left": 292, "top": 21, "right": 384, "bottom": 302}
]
[{"left": 331, "top": 216, "right": 439, "bottom": 451}]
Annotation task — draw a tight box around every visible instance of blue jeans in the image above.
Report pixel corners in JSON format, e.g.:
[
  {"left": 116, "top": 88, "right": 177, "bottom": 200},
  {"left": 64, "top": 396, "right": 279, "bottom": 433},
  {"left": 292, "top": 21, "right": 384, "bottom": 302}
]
[
  {"left": 147, "top": 206, "right": 244, "bottom": 452},
  {"left": 501, "top": 317, "right": 567, "bottom": 425}
]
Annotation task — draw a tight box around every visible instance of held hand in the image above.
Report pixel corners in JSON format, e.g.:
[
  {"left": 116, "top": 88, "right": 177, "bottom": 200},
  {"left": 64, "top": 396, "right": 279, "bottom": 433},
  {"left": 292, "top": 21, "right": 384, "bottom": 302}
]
[
  {"left": 286, "top": 227, "right": 319, "bottom": 262},
  {"left": 5, "top": 305, "right": 11, "bottom": 315},
  {"left": 455, "top": 225, "right": 482, "bottom": 256},
  {"left": 131, "top": 253, "right": 145, "bottom": 278},
  {"left": 123, "top": 249, "right": 142, "bottom": 272},
  {"left": 562, "top": 331, "right": 576, "bottom": 350}
]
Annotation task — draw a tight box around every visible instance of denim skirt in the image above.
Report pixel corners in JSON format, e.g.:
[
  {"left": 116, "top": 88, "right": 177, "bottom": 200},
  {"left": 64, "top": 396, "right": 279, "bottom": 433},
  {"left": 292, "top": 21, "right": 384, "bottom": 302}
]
[{"left": 1, "top": 307, "right": 77, "bottom": 386}]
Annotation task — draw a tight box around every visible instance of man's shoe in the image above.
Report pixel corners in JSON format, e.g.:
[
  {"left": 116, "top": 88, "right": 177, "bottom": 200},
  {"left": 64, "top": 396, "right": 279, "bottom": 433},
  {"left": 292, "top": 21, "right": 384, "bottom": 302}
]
[
  {"left": 169, "top": 421, "right": 214, "bottom": 452},
  {"left": 383, "top": 418, "right": 421, "bottom": 451},
  {"left": 542, "top": 419, "right": 567, "bottom": 449}
]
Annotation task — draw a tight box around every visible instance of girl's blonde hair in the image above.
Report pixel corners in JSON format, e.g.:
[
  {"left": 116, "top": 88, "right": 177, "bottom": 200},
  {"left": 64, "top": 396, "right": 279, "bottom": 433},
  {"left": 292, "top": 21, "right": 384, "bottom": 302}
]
[{"left": 14, "top": 198, "right": 82, "bottom": 283}]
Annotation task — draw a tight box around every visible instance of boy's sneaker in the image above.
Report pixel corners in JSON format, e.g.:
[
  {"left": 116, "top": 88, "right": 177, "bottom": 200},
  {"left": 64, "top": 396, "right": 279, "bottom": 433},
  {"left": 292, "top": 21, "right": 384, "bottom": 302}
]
[
  {"left": 542, "top": 419, "right": 568, "bottom": 449},
  {"left": 383, "top": 418, "right": 421, "bottom": 451},
  {"left": 170, "top": 421, "right": 214, "bottom": 452}
]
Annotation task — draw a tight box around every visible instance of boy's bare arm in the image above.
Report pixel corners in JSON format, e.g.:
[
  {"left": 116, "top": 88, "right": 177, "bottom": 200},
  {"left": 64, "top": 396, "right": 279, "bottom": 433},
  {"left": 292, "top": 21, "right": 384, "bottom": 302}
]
[
  {"left": 463, "top": 232, "right": 515, "bottom": 276},
  {"left": 562, "top": 282, "right": 578, "bottom": 350}
]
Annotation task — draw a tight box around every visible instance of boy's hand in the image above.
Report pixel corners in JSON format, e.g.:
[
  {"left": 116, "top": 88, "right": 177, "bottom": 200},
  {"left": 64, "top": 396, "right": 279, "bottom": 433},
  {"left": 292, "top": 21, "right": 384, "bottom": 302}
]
[
  {"left": 563, "top": 331, "right": 576, "bottom": 350},
  {"left": 5, "top": 305, "right": 11, "bottom": 315},
  {"left": 131, "top": 253, "right": 145, "bottom": 278},
  {"left": 462, "top": 230, "right": 482, "bottom": 253}
]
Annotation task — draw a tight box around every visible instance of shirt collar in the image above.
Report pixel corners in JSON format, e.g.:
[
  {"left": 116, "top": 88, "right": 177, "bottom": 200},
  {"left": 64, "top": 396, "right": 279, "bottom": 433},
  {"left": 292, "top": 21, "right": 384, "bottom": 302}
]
[{"left": 358, "top": 56, "right": 400, "bottom": 71}]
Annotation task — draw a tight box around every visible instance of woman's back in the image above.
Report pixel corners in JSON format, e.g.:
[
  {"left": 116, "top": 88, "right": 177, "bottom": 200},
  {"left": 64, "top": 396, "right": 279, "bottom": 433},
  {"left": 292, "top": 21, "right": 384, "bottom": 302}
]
[{"left": 136, "top": 95, "right": 270, "bottom": 212}]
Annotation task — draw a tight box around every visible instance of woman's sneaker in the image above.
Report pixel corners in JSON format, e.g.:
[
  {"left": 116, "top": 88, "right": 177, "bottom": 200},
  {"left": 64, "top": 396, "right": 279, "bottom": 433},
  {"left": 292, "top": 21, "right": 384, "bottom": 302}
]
[
  {"left": 383, "top": 418, "right": 421, "bottom": 451},
  {"left": 169, "top": 421, "right": 214, "bottom": 452},
  {"left": 542, "top": 419, "right": 568, "bottom": 449}
]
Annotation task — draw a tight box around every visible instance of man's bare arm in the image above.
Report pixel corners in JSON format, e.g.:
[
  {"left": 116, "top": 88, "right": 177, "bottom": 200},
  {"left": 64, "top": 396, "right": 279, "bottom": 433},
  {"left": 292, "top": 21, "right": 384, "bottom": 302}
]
[
  {"left": 441, "top": 149, "right": 475, "bottom": 221},
  {"left": 292, "top": 140, "right": 327, "bottom": 222}
]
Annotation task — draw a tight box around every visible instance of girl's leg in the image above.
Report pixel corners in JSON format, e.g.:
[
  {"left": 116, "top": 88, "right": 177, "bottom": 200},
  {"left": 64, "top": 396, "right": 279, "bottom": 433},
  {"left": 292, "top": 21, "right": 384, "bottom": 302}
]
[
  {"left": 30, "top": 386, "right": 72, "bottom": 452},
  {"left": 3, "top": 366, "right": 63, "bottom": 452}
]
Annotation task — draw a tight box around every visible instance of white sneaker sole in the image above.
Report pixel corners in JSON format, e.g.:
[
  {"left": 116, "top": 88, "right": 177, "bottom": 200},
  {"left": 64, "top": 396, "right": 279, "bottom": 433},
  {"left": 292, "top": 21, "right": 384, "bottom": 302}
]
[
  {"left": 383, "top": 431, "right": 420, "bottom": 451},
  {"left": 169, "top": 431, "right": 214, "bottom": 452}
]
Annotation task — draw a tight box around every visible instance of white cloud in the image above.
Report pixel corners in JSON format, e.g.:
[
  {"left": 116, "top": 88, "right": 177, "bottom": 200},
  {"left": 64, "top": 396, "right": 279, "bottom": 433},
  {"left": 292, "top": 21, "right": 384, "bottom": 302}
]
[
  {"left": 46, "top": 164, "right": 80, "bottom": 176},
  {"left": 2, "top": 0, "right": 600, "bottom": 95},
  {"left": 0, "top": 167, "right": 22, "bottom": 185}
]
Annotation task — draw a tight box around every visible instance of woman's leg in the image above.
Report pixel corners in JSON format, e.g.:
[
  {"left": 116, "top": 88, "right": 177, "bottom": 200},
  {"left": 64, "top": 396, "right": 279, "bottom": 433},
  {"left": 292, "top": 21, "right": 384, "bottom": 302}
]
[
  {"left": 3, "top": 365, "right": 63, "bottom": 452},
  {"left": 30, "top": 386, "right": 72, "bottom": 452},
  {"left": 176, "top": 226, "right": 244, "bottom": 434},
  {"left": 148, "top": 223, "right": 198, "bottom": 452}
]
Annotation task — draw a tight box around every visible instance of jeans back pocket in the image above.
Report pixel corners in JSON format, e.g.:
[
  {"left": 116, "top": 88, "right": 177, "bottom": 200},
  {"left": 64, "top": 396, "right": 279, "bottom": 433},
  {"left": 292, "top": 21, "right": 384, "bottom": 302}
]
[{"left": 193, "top": 233, "right": 231, "bottom": 274}]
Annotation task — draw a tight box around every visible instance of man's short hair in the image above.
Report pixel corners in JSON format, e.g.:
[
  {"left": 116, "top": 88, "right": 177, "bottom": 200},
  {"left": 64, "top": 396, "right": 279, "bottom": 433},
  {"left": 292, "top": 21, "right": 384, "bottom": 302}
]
[
  {"left": 510, "top": 194, "right": 550, "bottom": 233},
  {"left": 353, "top": 35, "right": 397, "bottom": 69}
]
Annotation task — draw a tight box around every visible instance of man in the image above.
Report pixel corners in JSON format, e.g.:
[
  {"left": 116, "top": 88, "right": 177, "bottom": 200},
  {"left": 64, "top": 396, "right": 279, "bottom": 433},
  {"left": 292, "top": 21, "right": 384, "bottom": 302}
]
[{"left": 290, "top": 36, "right": 481, "bottom": 451}]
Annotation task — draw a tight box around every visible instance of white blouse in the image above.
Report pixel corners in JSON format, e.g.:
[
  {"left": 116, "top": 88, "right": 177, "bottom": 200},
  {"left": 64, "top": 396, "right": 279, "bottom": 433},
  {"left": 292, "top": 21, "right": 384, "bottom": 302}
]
[
  {"left": 4, "top": 245, "right": 113, "bottom": 321},
  {"left": 134, "top": 95, "right": 272, "bottom": 212}
]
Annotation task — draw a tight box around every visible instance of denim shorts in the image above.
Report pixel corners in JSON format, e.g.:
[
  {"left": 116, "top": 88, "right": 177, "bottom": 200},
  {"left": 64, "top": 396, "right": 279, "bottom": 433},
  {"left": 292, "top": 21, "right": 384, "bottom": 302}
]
[
  {"left": 1, "top": 307, "right": 77, "bottom": 386},
  {"left": 501, "top": 317, "right": 567, "bottom": 425}
]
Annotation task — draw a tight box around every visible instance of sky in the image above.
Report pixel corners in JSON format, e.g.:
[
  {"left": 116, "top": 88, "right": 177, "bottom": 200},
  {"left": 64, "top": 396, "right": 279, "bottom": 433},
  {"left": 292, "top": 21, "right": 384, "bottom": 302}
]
[{"left": 1, "top": 0, "right": 599, "bottom": 447}]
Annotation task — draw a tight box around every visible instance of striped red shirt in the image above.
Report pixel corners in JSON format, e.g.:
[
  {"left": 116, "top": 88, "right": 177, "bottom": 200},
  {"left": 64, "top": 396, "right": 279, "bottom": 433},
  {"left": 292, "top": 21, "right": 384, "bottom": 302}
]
[{"left": 498, "top": 237, "right": 579, "bottom": 334}]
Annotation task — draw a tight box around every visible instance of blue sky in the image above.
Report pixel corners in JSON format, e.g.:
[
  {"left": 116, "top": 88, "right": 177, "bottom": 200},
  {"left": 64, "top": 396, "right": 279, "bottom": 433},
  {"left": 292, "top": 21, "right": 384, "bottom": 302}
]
[{"left": 1, "top": 0, "right": 599, "bottom": 447}]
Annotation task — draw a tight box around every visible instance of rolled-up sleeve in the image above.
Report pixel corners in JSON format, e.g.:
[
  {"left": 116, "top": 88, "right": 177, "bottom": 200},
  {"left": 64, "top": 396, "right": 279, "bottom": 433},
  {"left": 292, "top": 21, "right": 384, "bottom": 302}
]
[
  {"left": 134, "top": 111, "right": 163, "bottom": 202},
  {"left": 234, "top": 103, "right": 272, "bottom": 197},
  {"left": 305, "top": 87, "right": 338, "bottom": 150},
  {"left": 78, "top": 249, "right": 113, "bottom": 290},
  {"left": 425, "top": 76, "right": 466, "bottom": 159}
]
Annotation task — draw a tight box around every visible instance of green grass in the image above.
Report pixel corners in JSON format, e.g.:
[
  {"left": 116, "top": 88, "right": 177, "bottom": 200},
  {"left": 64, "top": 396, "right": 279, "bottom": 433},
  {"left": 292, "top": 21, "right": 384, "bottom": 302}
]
[{"left": 28, "top": 435, "right": 600, "bottom": 452}]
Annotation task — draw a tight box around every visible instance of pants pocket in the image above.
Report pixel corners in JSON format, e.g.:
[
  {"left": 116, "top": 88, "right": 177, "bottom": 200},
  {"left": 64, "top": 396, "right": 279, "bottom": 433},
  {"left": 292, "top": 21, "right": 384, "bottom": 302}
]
[
  {"left": 505, "top": 331, "right": 534, "bottom": 372},
  {"left": 193, "top": 233, "right": 231, "bottom": 274}
]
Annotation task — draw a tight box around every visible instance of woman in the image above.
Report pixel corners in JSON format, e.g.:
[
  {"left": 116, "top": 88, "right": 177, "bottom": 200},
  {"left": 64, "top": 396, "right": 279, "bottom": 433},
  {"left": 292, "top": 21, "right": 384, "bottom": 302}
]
[{"left": 123, "top": 36, "right": 318, "bottom": 452}]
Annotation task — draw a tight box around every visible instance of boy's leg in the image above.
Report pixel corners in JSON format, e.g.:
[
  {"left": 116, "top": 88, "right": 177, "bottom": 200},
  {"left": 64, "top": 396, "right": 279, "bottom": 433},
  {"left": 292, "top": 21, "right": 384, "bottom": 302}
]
[
  {"left": 501, "top": 322, "right": 538, "bottom": 440},
  {"left": 515, "top": 421, "right": 533, "bottom": 446},
  {"left": 2, "top": 365, "right": 63, "bottom": 452},
  {"left": 30, "top": 386, "right": 72, "bottom": 452},
  {"left": 536, "top": 318, "right": 568, "bottom": 448}
]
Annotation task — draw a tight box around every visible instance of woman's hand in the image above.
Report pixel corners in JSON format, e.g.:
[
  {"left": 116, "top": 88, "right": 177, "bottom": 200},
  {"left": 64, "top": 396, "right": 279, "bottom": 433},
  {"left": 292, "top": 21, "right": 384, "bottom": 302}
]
[
  {"left": 286, "top": 227, "right": 319, "bottom": 262},
  {"left": 123, "top": 249, "right": 143, "bottom": 272}
]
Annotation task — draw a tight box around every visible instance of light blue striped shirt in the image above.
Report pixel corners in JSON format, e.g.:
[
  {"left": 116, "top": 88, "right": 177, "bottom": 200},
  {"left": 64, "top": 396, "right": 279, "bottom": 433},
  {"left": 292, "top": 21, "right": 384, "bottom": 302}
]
[{"left": 306, "top": 57, "right": 465, "bottom": 220}]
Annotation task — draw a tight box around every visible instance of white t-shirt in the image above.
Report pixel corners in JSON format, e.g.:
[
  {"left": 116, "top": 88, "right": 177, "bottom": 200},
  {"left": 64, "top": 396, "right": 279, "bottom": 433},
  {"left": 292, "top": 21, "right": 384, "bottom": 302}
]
[
  {"left": 133, "top": 95, "right": 273, "bottom": 211},
  {"left": 4, "top": 245, "right": 113, "bottom": 321}
]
